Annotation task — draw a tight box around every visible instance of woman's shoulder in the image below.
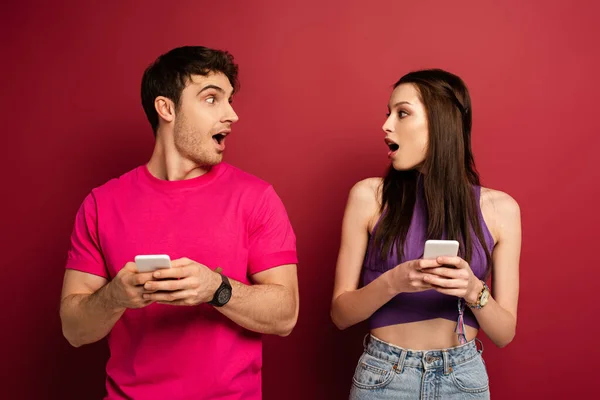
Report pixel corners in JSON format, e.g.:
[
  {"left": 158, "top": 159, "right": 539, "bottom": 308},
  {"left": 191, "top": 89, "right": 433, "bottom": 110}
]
[
  {"left": 480, "top": 187, "right": 521, "bottom": 241},
  {"left": 347, "top": 178, "right": 383, "bottom": 231},
  {"left": 349, "top": 177, "right": 383, "bottom": 205},
  {"left": 480, "top": 187, "right": 520, "bottom": 213},
  {"left": 353, "top": 177, "right": 383, "bottom": 192}
]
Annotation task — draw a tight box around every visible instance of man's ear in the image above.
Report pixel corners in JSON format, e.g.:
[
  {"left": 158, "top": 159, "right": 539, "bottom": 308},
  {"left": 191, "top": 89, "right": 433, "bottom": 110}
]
[{"left": 155, "top": 96, "right": 175, "bottom": 124}]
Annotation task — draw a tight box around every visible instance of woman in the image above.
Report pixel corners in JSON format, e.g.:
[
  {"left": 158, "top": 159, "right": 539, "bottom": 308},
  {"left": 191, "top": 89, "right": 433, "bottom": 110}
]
[{"left": 331, "top": 69, "right": 521, "bottom": 399}]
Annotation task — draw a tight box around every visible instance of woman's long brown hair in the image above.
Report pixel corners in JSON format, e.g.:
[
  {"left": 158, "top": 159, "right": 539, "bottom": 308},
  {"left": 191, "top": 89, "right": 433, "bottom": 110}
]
[{"left": 373, "top": 69, "right": 492, "bottom": 271}]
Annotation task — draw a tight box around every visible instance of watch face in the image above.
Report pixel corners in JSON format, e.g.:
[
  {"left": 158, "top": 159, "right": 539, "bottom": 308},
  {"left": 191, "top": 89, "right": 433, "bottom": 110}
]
[
  {"left": 217, "top": 288, "right": 232, "bottom": 305},
  {"left": 480, "top": 290, "right": 490, "bottom": 306}
]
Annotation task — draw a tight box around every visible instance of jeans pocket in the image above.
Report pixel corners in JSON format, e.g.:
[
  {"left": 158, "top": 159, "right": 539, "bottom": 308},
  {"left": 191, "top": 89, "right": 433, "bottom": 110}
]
[
  {"left": 352, "top": 352, "right": 394, "bottom": 390},
  {"left": 450, "top": 354, "right": 489, "bottom": 394}
]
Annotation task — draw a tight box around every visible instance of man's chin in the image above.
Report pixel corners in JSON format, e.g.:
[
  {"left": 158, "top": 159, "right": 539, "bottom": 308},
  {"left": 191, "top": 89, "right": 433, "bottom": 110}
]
[
  {"left": 211, "top": 154, "right": 223, "bottom": 165},
  {"left": 193, "top": 155, "right": 222, "bottom": 167}
]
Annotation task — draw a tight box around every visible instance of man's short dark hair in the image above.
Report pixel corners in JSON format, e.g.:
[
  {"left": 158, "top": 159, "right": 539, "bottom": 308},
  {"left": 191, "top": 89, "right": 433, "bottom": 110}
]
[{"left": 141, "top": 46, "right": 239, "bottom": 134}]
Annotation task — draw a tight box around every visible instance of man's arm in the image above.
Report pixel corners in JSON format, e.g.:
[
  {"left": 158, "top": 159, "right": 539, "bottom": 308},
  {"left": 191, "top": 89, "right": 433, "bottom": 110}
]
[
  {"left": 143, "top": 259, "right": 299, "bottom": 336},
  {"left": 216, "top": 264, "right": 298, "bottom": 336},
  {"left": 60, "top": 264, "right": 155, "bottom": 347},
  {"left": 60, "top": 270, "right": 122, "bottom": 348}
]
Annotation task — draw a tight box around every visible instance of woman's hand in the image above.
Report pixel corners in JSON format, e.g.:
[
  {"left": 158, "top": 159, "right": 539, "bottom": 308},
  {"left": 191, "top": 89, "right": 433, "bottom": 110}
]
[{"left": 420, "top": 256, "right": 483, "bottom": 303}]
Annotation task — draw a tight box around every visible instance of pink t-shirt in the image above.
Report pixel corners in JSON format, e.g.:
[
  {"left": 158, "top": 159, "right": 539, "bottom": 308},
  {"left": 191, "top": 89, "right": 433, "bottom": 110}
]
[{"left": 66, "top": 162, "right": 298, "bottom": 400}]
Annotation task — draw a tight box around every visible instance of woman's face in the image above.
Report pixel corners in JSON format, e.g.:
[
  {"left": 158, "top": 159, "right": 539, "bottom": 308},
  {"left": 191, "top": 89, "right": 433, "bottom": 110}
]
[{"left": 382, "top": 83, "right": 429, "bottom": 171}]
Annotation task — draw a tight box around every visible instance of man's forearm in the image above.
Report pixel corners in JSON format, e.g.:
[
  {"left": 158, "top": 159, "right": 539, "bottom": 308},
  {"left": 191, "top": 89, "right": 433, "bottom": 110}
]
[
  {"left": 216, "top": 279, "right": 298, "bottom": 336},
  {"left": 60, "top": 284, "right": 125, "bottom": 347}
]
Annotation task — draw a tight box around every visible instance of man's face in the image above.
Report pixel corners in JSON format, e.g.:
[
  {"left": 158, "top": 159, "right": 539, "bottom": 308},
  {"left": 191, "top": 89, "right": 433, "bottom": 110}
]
[{"left": 173, "top": 72, "right": 239, "bottom": 166}]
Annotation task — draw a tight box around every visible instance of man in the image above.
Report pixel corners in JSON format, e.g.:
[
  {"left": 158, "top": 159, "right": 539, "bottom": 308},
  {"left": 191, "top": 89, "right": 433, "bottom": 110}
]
[{"left": 60, "top": 46, "right": 299, "bottom": 400}]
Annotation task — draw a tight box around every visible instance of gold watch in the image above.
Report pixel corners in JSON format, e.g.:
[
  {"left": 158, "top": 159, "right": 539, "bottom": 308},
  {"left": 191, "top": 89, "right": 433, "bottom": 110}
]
[{"left": 467, "top": 280, "right": 490, "bottom": 309}]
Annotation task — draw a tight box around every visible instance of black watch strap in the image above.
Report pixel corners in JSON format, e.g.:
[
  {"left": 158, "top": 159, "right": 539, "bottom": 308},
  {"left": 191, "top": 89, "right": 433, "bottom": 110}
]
[{"left": 208, "top": 269, "right": 232, "bottom": 307}]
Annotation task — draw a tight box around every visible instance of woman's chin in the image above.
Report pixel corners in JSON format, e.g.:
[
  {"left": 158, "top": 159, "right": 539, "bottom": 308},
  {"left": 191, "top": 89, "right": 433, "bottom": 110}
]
[{"left": 391, "top": 161, "right": 414, "bottom": 171}]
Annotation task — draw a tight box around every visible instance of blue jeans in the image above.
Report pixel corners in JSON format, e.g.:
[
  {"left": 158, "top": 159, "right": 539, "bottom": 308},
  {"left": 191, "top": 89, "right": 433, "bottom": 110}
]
[{"left": 349, "top": 334, "right": 490, "bottom": 400}]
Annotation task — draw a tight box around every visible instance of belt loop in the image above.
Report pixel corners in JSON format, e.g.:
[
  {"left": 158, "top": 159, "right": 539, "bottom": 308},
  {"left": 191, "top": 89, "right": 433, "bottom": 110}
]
[
  {"left": 475, "top": 337, "right": 484, "bottom": 354},
  {"left": 363, "top": 333, "right": 370, "bottom": 350},
  {"left": 442, "top": 350, "right": 451, "bottom": 375},
  {"left": 394, "top": 349, "right": 407, "bottom": 374}
]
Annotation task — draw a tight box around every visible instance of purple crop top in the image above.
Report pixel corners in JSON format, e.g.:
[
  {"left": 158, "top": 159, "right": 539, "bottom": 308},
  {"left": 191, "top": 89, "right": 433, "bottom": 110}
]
[{"left": 361, "top": 184, "right": 495, "bottom": 330}]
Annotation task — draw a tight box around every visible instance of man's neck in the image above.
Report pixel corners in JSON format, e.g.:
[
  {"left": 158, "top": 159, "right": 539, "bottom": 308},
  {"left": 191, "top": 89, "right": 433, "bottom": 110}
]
[{"left": 146, "top": 132, "right": 210, "bottom": 181}]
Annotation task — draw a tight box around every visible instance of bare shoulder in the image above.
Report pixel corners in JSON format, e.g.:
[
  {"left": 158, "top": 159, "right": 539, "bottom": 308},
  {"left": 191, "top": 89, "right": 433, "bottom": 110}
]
[
  {"left": 347, "top": 178, "right": 383, "bottom": 232},
  {"left": 481, "top": 187, "right": 520, "bottom": 216},
  {"left": 480, "top": 187, "right": 521, "bottom": 242},
  {"left": 348, "top": 177, "right": 382, "bottom": 209}
]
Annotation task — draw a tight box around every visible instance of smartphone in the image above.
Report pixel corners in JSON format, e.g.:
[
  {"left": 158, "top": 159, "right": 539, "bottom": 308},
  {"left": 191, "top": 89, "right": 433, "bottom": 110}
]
[
  {"left": 134, "top": 254, "right": 171, "bottom": 273},
  {"left": 423, "top": 240, "right": 459, "bottom": 260}
]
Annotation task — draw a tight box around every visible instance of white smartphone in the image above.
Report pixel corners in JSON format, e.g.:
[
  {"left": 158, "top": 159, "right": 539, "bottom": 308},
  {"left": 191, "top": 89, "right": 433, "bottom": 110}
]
[
  {"left": 134, "top": 254, "right": 171, "bottom": 273},
  {"left": 423, "top": 240, "right": 459, "bottom": 260}
]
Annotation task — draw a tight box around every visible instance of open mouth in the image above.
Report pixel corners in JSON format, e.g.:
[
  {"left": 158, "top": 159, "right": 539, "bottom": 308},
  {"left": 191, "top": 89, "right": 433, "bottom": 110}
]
[
  {"left": 212, "top": 132, "right": 228, "bottom": 145},
  {"left": 385, "top": 138, "right": 399, "bottom": 152},
  {"left": 213, "top": 134, "right": 224, "bottom": 144}
]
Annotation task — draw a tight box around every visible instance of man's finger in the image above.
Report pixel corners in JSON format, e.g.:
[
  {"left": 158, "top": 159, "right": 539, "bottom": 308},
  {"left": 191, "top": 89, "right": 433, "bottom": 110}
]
[
  {"left": 152, "top": 265, "right": 190, "bottom": 280},
  {"left": 144, "top": 277, "right": 192, "bottom": 292},
  {"left": 131, "top": 271, "right": 156, "bottom": 286},
  {"left": 144, "top": 289, "right": 195, "bottom": 302},
  {"left": 123, "top": 262, "right": 138, "bottom": 271},
  {"left": 170, "top": 258, "right": 194, "bottom": 268},
  {"left": 157, "top": 300, "right": 193, "bottom": 306}
]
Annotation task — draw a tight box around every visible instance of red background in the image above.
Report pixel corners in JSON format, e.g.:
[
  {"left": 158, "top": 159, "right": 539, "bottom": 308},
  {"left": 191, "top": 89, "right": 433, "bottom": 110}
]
[{"left": 2, "top": 1, "right": 599, "bottom": 398}]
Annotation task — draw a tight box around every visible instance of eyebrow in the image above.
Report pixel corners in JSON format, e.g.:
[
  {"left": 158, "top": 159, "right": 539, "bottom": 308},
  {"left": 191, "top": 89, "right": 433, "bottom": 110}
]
[
  {"left": 388, "top": 101, "right": 413, "bottom": 110},
  {"left": 198, "top": 84, "right": 226, "bottom": 95}
]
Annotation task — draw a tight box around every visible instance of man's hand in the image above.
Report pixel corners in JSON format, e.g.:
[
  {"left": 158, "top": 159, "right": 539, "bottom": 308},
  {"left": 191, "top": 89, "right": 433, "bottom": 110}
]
[
  {"left": 108, "top": 262, "right": 156, "bottom": 309},
  {"left": 142, "top": 258, "right": 221, "bottom": 306}
]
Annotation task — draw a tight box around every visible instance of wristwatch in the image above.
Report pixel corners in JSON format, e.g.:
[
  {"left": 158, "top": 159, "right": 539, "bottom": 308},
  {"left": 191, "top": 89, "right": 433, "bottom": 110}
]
[
  {"left": 208, "top": 268, "right": 232, "bottom": 307},
  {"left": 467, "top": 280, "right": 490, "bottom": 309}
]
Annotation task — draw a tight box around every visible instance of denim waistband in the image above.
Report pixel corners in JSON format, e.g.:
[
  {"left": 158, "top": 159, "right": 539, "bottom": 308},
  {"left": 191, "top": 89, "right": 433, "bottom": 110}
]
[{"left": 363, "top": 334, "right": 483, "bottom": 374}]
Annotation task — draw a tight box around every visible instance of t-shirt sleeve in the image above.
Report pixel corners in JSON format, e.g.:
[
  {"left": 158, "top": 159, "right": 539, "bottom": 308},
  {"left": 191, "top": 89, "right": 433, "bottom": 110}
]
[
  {"left": 247, "top": 186, "right": 298, "bottom": 275},
  {"left": 65, "top": 192, "right": 109, "bottom": 279}
]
